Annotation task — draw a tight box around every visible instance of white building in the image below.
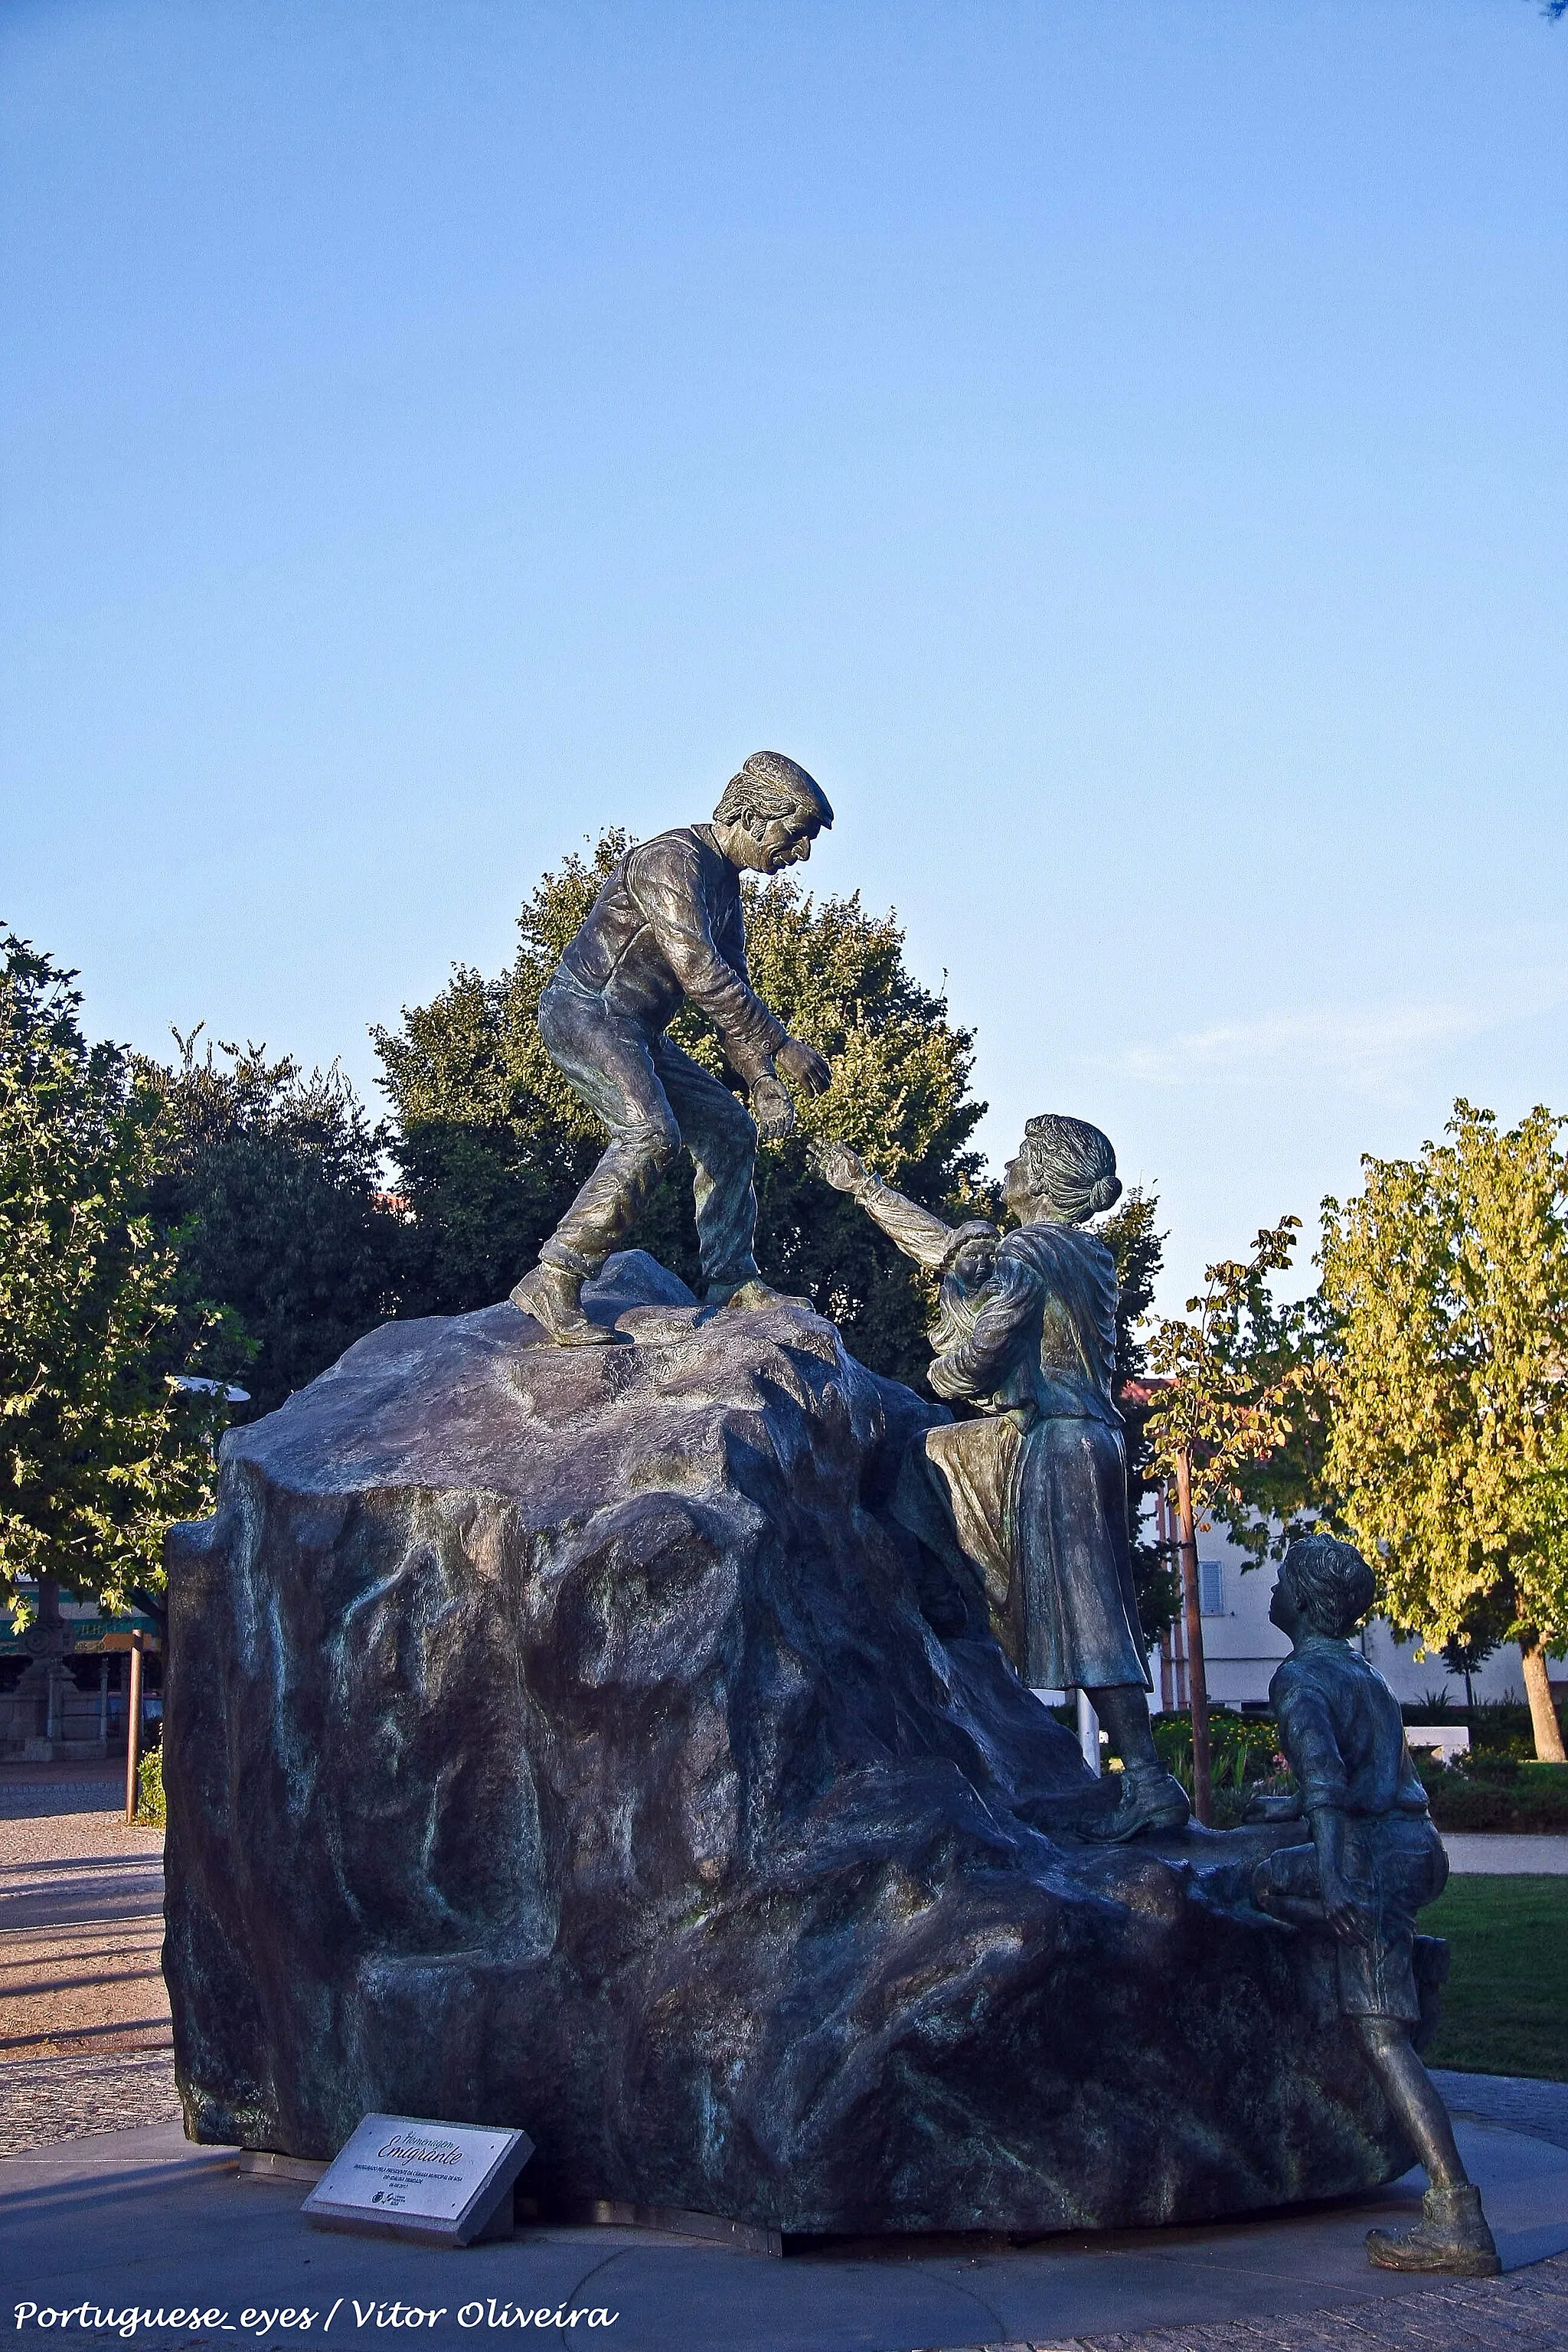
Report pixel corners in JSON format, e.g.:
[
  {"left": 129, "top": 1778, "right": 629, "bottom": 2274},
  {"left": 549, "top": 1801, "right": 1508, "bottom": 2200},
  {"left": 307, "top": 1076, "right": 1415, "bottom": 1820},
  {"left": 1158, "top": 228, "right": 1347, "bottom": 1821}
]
[{"left": 1162, "top": 1515, "right": 1532, "bottom": 1714}]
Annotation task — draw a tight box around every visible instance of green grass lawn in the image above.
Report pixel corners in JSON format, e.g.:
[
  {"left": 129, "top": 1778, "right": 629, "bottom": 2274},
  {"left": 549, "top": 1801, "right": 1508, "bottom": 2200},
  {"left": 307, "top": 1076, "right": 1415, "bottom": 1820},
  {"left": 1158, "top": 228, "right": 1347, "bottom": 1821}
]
[{"left": 1420, "top": 1875, "right": 1568, "bottom": 2081}]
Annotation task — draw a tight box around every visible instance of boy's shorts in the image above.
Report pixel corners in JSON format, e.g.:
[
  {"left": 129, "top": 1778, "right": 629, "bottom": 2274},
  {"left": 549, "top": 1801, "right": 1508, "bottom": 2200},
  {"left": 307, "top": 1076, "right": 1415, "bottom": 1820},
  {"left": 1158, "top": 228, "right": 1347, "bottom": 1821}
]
[{"left": 1253, "top": 1814, "right": 1449, "bottom": 2022}]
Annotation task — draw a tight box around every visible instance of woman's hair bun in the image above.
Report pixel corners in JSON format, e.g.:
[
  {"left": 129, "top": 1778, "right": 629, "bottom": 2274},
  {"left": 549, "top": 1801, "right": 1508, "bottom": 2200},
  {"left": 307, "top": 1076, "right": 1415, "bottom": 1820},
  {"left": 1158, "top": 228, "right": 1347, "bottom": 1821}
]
[{"left": 1021, "top": 1113, "right": 1120, "bottom": 1225}]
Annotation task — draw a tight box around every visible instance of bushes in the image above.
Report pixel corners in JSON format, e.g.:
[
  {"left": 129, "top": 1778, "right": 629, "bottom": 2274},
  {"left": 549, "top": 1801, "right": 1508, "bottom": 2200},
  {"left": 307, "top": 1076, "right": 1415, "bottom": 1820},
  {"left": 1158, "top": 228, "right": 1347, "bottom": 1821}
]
[
  {"left": 1145, "top": 1704, "right": 1568, "bottom": 1831},
  {"left": 1416, "top": 1754, "right": 1568, "bottom": 1832},
  {"left": 134, "top": 1745, "right": 165, "bottom": 1829},
  {"left": 1152, "top": 1709, "right": 1283, "bottom": 1798},
  {"left": 1403, "top": 1700, "right": 1568, "bottom": 1763}
]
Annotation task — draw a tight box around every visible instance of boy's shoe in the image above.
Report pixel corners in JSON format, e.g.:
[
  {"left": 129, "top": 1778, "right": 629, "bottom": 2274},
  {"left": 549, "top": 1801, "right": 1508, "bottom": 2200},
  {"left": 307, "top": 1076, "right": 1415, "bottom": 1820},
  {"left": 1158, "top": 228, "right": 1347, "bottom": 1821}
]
[
  {"left": 1085, "top": 1766, "right": 1192, "bottom": 1841},
  {"left": 511, "top": 1261, "right": 622, "bottom": 1347},
  {"left": 1366, "top": 2184, "right": 1501, "bottom": 2275}
]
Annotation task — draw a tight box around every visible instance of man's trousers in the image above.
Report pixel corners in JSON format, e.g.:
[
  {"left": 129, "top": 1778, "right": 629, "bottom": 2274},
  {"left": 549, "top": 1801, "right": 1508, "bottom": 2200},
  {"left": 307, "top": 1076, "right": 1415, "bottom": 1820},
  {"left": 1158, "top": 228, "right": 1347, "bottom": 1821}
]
[{"left": 536, "top": 969, "right": 761, "bottom": 1291}]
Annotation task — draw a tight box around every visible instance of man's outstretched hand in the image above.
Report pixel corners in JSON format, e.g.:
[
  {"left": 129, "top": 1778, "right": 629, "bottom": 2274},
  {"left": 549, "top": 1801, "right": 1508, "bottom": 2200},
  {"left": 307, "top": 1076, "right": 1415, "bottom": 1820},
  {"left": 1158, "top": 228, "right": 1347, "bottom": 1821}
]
[
  {"left": 755, "top": 1037, "right": 831, "bottom": 1142},
  {"left": 751, "top": 1076, "right": 797, "bottom": 1142},
  {"left": 776, "top": 1036, "right": 831, "bottom": 1093}
]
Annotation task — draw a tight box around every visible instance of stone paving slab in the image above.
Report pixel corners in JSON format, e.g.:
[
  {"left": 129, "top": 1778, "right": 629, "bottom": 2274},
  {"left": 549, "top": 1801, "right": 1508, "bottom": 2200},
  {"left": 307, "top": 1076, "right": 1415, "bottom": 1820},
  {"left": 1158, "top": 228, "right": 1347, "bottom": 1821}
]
[
  {"left": 954, "top": 2249, "right": 1568, "bottom": 2347},
  {"left": 1432, "top": 2068, "right": 1568, "bottom": 2151},
  {"left": 0, "top": 1777, "right": 130, "bottom": 1816}
]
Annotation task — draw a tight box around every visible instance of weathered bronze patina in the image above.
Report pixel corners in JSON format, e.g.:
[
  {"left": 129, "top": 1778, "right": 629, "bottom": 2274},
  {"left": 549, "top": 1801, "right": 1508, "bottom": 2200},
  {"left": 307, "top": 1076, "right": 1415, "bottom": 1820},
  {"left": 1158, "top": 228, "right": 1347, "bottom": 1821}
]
[
  {"left": 512, "top": 752, "right": 834, "bottom": 1344},
  {"left": 164, "top": 1253, "right": 1419, "bottom": 2232},
  {"left": 1251, "top": 1534, "right": 1500, "bottom": 2275},
  {"left": 818, "top": 1114, "right": 1190, "bottom": 1841}
]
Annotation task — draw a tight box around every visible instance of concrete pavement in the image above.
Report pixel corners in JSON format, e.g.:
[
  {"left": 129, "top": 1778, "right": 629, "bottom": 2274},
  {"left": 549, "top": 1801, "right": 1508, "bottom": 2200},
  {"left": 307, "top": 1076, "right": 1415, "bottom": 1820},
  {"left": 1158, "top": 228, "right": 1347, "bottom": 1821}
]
[
  {"left": 4, "top": 2115, "right": 1567, "bottom": 2352},
  {"left": 1439, "top": 1832, "right": 1568, "bottom": 1873}
]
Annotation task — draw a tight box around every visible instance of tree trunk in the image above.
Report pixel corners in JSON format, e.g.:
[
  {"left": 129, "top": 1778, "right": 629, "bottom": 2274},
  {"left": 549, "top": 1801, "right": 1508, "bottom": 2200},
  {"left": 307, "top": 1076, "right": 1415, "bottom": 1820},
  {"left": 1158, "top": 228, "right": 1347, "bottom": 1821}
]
[
  {"left": 1521, "top": 1632, "right": 1567, "bottom": 1763},
  {"left": 1173, "top": 1453, "right": 1213, "bottom": 1826}
]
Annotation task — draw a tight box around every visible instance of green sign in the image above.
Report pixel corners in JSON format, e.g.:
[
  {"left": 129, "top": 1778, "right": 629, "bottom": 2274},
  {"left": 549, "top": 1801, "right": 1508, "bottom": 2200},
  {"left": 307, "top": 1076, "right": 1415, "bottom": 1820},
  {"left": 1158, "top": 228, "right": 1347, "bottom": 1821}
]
[{"left": 0, "top": 1610, "right": 160, "bottom": 1651}]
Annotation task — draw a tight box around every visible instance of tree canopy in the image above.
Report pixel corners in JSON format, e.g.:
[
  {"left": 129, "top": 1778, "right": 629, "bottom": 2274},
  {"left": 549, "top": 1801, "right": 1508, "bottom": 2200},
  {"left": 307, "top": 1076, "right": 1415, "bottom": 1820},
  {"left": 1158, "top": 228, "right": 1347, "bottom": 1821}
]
[
  {"left": 376, "top": 829, "right": 990, "bottom": 1380},
  {"left": 140, "top": 1032, "right": 400, "bottom": 1419},
  {"left": 0, "top": 930, "right": 224, "bottom": 1620},
  {"left": 1145, "top": 1217, "right": 1328, "bottom": 1563},
  {"left": 1319, "top": 1099, "right": 1568, "bottom": 1759},
  {"left": 1099, "top": 1187, "right": 1180, "bottom": 1643}
]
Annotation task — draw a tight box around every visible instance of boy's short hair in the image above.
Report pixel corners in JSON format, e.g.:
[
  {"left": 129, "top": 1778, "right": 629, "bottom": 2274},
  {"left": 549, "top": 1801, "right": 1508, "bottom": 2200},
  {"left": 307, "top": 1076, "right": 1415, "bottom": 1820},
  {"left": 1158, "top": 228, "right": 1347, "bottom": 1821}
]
[{"left": 1280, "top": 1533, "right": 1377, "bottom": 1638}]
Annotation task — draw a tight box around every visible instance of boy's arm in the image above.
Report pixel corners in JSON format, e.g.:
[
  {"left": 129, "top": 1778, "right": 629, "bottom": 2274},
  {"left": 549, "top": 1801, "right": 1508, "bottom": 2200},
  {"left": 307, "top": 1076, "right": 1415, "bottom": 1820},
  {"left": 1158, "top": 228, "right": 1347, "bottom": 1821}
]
[
  {"left": 1276, "top": 1677, "right": 1372, "bottom": 1944},
  {"left": 1308, "top": 1805, "right": 1369, "bottom": 1943}
]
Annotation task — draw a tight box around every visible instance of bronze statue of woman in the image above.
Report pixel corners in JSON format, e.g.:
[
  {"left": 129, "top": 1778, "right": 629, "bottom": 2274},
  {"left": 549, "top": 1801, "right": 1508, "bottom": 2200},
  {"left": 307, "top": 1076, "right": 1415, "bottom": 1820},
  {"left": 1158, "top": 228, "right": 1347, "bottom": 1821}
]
[{"left": 818, "top": 1113, "right": 1189, "bottom": 1841}]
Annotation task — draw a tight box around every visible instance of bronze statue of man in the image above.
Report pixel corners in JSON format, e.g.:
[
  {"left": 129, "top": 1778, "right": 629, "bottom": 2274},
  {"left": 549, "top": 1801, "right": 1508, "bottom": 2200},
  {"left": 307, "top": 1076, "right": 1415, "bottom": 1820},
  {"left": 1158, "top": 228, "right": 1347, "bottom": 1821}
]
[{"left": 514, "top": 751, "right": 834, "bottom": 1344}]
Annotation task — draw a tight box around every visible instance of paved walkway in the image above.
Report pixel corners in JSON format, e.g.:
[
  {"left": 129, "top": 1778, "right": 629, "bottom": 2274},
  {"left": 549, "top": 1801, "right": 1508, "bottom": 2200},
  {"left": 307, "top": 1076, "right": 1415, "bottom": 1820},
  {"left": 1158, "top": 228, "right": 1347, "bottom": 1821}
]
[
  {"left": 0, "top": 1783, "right": 172, "bottom": 2152},
  {"left": 0, "top": 1800, "right": 168, "bottom": 2053},
  {"left": 1439, "top": 1831, "right": 1568, "bottom": 1873},
  {"left": 1435, "top": 2069, "right": 1568, "bottom": 2151},
  {"left": 1004, "top": 2254, "right": 1568, "bottom": 2348},
  {"left": 5, "top": 2116, "right": 1566, "bottom": 2352}
]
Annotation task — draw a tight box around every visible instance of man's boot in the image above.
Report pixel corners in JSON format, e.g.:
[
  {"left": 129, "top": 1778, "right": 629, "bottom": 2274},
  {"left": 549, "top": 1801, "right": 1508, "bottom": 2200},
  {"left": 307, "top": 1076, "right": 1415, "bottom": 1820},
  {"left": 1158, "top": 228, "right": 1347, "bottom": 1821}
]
[
  {"left": 705, "top": 1275, "right": 813, "bottom": 1312},
  {"left": 1366, "top": 2182, "right": 1500, "bottom": 2275},
  {"left": 511, "top": 1258, "right": 622, "bottom": 1347}
]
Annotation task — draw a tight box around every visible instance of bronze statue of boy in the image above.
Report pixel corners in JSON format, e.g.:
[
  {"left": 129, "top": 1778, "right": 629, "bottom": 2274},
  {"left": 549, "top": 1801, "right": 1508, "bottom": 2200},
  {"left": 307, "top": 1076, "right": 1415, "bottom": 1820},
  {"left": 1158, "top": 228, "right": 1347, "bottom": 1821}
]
[
  {"left": 514, "top": 752, "right": 834, "bottom": 1344},
  {"left": 1252, "top": 1533, "right": 1500, "bottom": 2275}
]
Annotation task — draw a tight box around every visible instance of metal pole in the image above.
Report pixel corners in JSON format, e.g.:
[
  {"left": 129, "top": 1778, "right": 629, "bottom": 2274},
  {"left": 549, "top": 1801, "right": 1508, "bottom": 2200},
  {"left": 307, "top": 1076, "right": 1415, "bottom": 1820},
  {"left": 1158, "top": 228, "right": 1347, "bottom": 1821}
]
[
  {"left": 124, "top": 1635, "right": 144, "bottom": 1827},
  {"left": 1155, "top": 1487, "right": 1175, "bottom": 1712},
  {"left": 1076, "top": 1689, "right": 1101, "bottom": 1775},
  {"left": 1173, "top": 1452, "right": 1214, "bottom": 1828}
]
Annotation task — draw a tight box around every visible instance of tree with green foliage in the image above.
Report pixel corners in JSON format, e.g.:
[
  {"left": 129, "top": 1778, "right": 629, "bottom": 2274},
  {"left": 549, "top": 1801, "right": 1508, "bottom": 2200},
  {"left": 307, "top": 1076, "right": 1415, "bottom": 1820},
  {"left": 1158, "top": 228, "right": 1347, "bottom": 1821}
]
[
  {"left": 1147, "top": 1221, "right": 1331, "bottom": 1570},
  {"left": 1144, "top": 1217, "right": 1324, "bottom": 1820},
  {"left": 140, "top": 1032, "right": 401, "bottom": 1419},
  {"left": 1319, "top": 1100, "right": 1568, "bottom": 1762},
  {"left": 0, "top": 929, "right": 224, "bottom": 1622},
  {"left": 376, "top": 830, "right": 988, "bottom": 1381},
  {"left": 1145, "top": 1219, "right": 1327, "bottom": 1559},
  {"left": 1099, "top": 1188, "right": 1180, "bottom": 1646}
]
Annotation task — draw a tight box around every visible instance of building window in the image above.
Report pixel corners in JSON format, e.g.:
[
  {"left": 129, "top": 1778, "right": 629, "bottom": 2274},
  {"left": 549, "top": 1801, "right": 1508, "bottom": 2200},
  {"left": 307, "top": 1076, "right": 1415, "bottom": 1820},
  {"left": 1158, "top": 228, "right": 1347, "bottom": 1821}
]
[{"left": 1199, "top": 1560, "right": 1223, "bottom": 1615}]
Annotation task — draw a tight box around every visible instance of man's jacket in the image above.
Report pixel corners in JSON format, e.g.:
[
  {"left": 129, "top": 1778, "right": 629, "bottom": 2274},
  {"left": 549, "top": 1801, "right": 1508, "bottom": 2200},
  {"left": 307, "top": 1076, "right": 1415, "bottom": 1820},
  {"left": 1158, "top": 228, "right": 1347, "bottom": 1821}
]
[{"left": 558, "top": 825, "right": 789, "bottom": 1085}]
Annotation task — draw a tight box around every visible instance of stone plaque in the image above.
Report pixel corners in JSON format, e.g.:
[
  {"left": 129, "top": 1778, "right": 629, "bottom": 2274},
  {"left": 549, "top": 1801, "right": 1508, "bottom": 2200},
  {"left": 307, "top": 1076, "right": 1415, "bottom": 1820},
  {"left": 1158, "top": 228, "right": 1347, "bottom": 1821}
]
[{"left": 302, "top": 2115, "right": 534, "bottom": 2247}]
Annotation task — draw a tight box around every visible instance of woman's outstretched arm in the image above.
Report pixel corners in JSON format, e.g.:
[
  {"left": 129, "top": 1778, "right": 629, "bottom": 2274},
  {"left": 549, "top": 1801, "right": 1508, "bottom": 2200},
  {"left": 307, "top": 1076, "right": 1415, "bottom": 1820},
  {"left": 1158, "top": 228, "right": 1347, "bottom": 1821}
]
[{"left": 813, "top": 1143, "right": 956, "bottom": 1272}]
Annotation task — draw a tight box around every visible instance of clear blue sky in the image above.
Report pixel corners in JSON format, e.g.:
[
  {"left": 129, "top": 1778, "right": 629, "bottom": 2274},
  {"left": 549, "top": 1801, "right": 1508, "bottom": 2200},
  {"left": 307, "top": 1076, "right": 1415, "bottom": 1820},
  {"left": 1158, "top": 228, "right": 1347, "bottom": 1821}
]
[{"left": 4, "top": 0, "right": 1564, "bottom": 1307}]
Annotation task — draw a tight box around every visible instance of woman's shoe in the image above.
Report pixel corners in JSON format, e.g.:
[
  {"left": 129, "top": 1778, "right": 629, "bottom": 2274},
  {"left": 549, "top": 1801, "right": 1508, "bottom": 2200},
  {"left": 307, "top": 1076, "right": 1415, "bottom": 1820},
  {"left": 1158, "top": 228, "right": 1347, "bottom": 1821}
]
[
  {"left": 1085, "top": 1766, "right": 1192, "bottom": 1842},
  {"left": 707, "top": 1276, "right": 812, "bottom": 1312}
]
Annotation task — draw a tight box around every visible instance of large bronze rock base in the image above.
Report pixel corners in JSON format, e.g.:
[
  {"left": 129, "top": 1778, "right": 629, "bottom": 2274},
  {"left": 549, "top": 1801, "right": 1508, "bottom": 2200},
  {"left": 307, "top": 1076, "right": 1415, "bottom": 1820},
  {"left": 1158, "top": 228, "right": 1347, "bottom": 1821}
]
[{"left": 163, "top": 1253, "right": 1413, "bottom": 2236}]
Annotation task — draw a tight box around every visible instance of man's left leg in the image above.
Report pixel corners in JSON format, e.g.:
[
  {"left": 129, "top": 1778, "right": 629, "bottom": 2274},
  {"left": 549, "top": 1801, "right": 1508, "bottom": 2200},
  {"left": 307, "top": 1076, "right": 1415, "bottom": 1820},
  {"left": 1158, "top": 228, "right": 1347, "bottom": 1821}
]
[{"left": 654, "top": 1044, "right": 805, "bottom": 1307}]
